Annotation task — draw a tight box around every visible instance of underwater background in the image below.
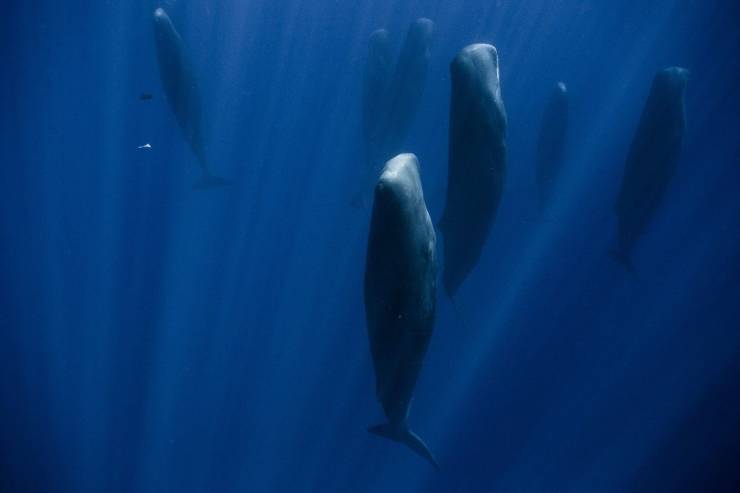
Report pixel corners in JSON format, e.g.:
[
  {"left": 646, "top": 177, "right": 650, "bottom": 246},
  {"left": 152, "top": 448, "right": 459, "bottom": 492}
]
[{"left": 1, "top": 0, "right": 739, "bottom": 491}]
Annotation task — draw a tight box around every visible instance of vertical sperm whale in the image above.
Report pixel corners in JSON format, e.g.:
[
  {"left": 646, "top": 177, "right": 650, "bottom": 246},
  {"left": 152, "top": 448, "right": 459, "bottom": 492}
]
[
  {"left": 362, "top": 29, "right": 393, "bottom": 164},
  {"left": 364, "top": 153, "right": 439, "bottom": 468},
  {"left": 152, "top": 8, "right": 229, "bottom": 189},
  {"left": 361, "top": 19, "right": 434, "bottom": 167},
  {"left": 612, "top": 67, "right": 689, "bottom": 270},
  {"left": 536, "top": 82, "right": 569, "bottom": 212},
  {"left": 439, "top": 44, "right": 507, "bottom": 298},
  {"left": 382, "top": 18, "right": 434, "bottom": 158},
  {"left": 355, "top": 19, "right": 434, "bottom": 208}
]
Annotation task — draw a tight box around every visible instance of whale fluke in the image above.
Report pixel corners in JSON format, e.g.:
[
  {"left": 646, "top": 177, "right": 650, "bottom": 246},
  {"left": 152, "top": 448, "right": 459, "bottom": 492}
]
[
  {"left": 368, "top": 423, "right": 439, "bottom": 469},
  {"left": 609, "top": 248, "right": 637, "bottom": 275}
]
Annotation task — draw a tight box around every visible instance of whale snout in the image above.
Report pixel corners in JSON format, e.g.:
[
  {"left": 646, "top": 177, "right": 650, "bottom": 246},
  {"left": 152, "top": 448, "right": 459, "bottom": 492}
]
[
  {"left": 411, "top": 18, "right": 435, "bottom": 45},
  {"left": 152, "top": 7, "right": 176, "bottom": 40},
  {"left": 153, "top": 7, "right": 170, "bottom": 26},
  {"left": 661, "top": 66, "right": 689, "bottom": 84},
  {"left": 656, "top": 66, "right": 689, "bottom": 96},
  {"left": 676, "top": 67, "right": 690, "bottom": 84}
]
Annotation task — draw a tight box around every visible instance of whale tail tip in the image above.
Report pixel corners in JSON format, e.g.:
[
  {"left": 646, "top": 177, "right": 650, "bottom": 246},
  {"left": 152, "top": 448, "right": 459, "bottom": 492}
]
[
  {"left": 368, "top": 423, "right": 439, "bottom": 469},
  {"left": 609, "top": 248, "right": 636, "bottom": 275},
  {"left": 193, "top": 174, "right": 232, "bottom": 190}
]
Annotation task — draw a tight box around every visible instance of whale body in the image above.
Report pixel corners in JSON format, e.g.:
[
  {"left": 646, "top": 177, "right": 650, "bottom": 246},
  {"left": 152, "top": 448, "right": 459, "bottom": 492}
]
[
  {"left": 382, "top": 18, "right": 434, "bottom": 159},
  {"left": 439, "top": 44, "right": 507, "bottom": 298},
  {"left": 364, "top": 153, "right": 438, "bottom": 468},
  {"left": 152, "top": 8, "right": 228, "bottom": 189},
  {"left": 362, "top": 29, "right": 393, "bottom": 161},
  {"left": 536, "top": 82, "right": 568, "bottom": 211},
  {"left": 354, "top": 19, "right": 434, "bottom": 208},
  {"left": 361, "top": 18, "right": 434, "bottom": 169},
  {"left": 612, "top": 67, "right": 688, "bottom": 270}
]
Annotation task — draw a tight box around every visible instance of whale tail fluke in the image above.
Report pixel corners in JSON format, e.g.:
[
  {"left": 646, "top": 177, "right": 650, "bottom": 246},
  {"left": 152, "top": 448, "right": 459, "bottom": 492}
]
[
  {"left": 193, "top": 174, "right": 232, "bottom": 190},
  {"left": 368, "top": 423, "right": 439, "bottom": 469},
  {"left": 609, "top": 248, "right": 636, "bottom": 275}
]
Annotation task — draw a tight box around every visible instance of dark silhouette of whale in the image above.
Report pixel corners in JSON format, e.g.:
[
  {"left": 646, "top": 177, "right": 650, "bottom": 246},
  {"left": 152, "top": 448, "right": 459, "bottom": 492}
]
[
  {"left": 362, "top": 28, "right": 393, "bottom": 164},
  {"left": 612, "top": 67, "right": 689, "bottom": 270},
  {"left": 439, "top": 44, "right": 507, "bottom": 298},
  {"left": 152, "top": 8, "right": 229, "bottom": 189},
  {"left": 354, "top": 19, "right": 434, "bottom": 209},
  {"left": 536, "top": 82, "right": 568, "bottom": 212},
  {"left": 360, "top": 19, "right": 434, "bottom": 170},
  {"left": 364, "top": 153, "right": 439, "bottom": 468},
  {"left": 382, "top": 18, "right": 434, "bottom": 159}
]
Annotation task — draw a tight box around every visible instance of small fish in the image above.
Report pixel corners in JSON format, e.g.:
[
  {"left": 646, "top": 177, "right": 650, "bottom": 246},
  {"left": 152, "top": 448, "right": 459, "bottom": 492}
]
[
  {"left": 139, "top": 93, "right": 153, "bottom": 101},
  {"left": 137, "top": 143, "right": 152, "bottom": 149}
]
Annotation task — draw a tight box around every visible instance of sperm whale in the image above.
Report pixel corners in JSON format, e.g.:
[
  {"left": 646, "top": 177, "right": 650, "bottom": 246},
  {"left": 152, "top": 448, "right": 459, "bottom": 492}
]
[
  {"left": 152, "top": 7, "right": 229, "bottom": 189},
  {"left": 439, "top": 44, "right": 507, "bottom": 298},
  {"left": 364, "top": 153, "right": 439, "bottom": 468},
  {"left": 612, "top": 67, "right": 689, "bottom": 270}
]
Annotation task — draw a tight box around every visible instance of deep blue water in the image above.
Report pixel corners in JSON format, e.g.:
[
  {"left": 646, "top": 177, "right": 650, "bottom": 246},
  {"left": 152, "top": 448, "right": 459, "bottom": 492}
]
[{"left": 2, "top": 1, "right": 740, "bottom": 492}]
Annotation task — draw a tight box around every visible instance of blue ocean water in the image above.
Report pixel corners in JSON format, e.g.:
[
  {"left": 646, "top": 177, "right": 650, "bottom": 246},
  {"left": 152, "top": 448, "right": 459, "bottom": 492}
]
[{"left": 1, "top": 1, "right": 739, "bottom": 492}]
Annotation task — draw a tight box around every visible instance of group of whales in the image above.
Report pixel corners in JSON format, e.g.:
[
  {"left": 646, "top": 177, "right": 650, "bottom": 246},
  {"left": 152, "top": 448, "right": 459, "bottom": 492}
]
[
  {"left": 360, "top": 20, "right": 687, "bottom": 466},
  {"left": 148, "top": 8, "right": 688, "bottom": 469}
]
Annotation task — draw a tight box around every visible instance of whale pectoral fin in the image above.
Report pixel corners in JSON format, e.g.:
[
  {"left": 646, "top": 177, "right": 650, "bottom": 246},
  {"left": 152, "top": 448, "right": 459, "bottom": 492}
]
[
  {"left": 193, "top": 174, "right": 232, "bottom": 190},
  {"left": 368, "top": 423, "right": 439, "bottom": 469}
]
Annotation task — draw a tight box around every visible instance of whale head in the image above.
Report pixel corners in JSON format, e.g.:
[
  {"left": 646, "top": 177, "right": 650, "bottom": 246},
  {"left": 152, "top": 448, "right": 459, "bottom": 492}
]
[
  {"left": 408, "top": 18, "right": 435, "bottom": 56},
  {"left": 451, "top": 44, "right": 501, "bottom": 96},
  {"left": 375, "top": 153, "right": 423, "bottom": 212},
  {"left": 152, "top": 7, "right": 183, "bottom": 51},
  {"left": 411, "top": 18, "right": 434, "bottom": 42},
  {"left": 451, "top": 44, "right": 507, "bottom": 134},
  {"left": 656, "top": 66, "right": 689, "bottom": 100},
  {"left": 153, "top": 7, "right": 169, "bottom": 24},
  {"left": 368, "top": 29, "right": 390, "bottom": 59},
  {"left": 152, "top": 7, "right": 175, "bottom": 34}
]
